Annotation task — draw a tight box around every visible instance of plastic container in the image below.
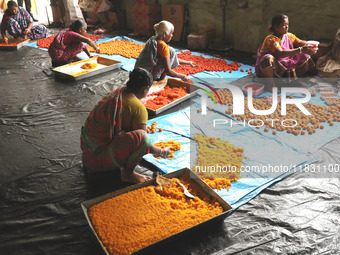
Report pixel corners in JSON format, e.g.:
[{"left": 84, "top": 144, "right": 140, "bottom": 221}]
[
  {"left": 306, "top": 41, "right": 320, "bottom": 54},
  {"left": 306, "top": 40, "right": 320, "bottom": 48},
  {"left": 242, "top": 83, "right": 264, "bottom": 97}
]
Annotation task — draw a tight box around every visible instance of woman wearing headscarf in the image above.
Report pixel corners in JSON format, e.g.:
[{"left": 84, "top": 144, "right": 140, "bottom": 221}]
[
  {"left": 48, "top": 19, "right": 100, "bottom": 67},
  {"left": 135, "top": 20, "right": 197, "bottom": 81},
  {"left": 1, "top": 1, "right": 47, "bottom": 42}
]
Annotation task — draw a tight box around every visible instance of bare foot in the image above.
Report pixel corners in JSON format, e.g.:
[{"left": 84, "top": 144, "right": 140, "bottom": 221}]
[{"left": 121, "top": 171, "right": 152, "bottom": 184}]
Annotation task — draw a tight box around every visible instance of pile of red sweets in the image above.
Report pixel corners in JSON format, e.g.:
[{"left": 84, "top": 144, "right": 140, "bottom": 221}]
[
  {"left": 144, "top": 85, "right": 188, "bottom": 110},
  {"left": 174, "top": 51, "right": 253, "bottom": 75}
]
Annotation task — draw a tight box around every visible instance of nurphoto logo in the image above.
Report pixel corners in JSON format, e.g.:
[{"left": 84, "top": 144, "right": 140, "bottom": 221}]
[{"left": 200, "top": 85, "right": 311, "bottom": 116}]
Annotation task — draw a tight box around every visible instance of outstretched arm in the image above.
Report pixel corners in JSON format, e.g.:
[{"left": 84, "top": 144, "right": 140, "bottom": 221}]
[
  {"left": 163, "top": 56, "right": 188, "bottom": 81},
  {"left": 1, "top": 23, "right": 8, "bottom": 42},
  {"left": 179, "top": 58, "right": 198, "bottom": 67},
  {"left": 273, "top": 45, "right": 315, "bottom": 58},
  {"left": 133, "top": 122, "right": 171, "bottom": 156},
  {"left": 75, "top": 34, "right": 100, "bottom": 54}
]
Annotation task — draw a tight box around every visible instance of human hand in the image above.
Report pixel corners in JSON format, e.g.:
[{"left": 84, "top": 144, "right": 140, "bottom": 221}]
[
  {"left": 190, "top": 61, "right": 198, "bottom": 67},
  {"left": 302, "top": 45, "right": 317, "bottom": 55},
  {"left": 181, "top": 75, "right": 189, "bottom": 82},
  {"left": 4, "top": 37, "right": 8, "bottom": 44},
  {"left": 23, "top": 28, "right": 30, "bottom": 35},
  {"left": 95, "top": 46, "right": 100, "bottom": 54},
  {"left": 160, "top": 147, "right": 171, "bottom": 157}
]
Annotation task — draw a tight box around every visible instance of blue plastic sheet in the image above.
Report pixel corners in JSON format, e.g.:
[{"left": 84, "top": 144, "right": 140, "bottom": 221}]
[
  {"left": 194, "top": 89, "right": 340, "bottom": 154},
  {"left": 143, "top": 108, "right": 191, "bottom": 173},
  {"left": 142, "top": 107, "right": 318, "bottom": 210},
  {"left": 189, "top": 107, "right": 318, "bottom": 209}
]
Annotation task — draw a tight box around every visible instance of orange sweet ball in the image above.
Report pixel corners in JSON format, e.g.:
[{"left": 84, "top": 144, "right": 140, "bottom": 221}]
[{"left": 88, "top": 174, "right": 223, "bottom": 255}]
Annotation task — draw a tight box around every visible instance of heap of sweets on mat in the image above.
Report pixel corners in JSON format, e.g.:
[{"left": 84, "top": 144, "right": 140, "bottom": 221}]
[
  {"left": 89, "top": 174, "right": 223, "bottom": 255},
  {"left": 0, "top": 42, "right": 16, "bottom": 46},
  {"left": 144, "top": 85, "right": 188, "bottom": 110},
  {"left": 173, "top": 50, "right": 253, "bottom": 75},
  {"left": 208, "top": 89, "right": 340, "bottom": 135},
  {"left": 147, "top": 121, "right": 163, "bottom": 133},
  {"left": 37, "top": 33, "right": 104, "bottom": 49},
  {"left": 80, "top": 62, "right": 98, "bottom": 69},
  {"left": 72, "top": 70, "right": 91, "bottom": 77},
  {"left": 319, "top": 86, "right": 340, "bottom": 105},
  {"left": 88, "top": 39, "right": 145, "bottom": 58},
  {"left": 192, "top": 133, "right": 245, "bottom": 190},
  {"left": 153, "top": 141, "right": 181, "bottom": 159}
]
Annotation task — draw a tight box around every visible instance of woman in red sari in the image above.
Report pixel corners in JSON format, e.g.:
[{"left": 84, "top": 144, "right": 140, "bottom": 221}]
[
  {"left": 81, "top": 68, "right": 171, "bottom": 184},
  {"left": 48, "top": 19, "right": 100, "bottom": 67},
  {"left": 255, "top": 14, "right": 316, "bottom": 89}
]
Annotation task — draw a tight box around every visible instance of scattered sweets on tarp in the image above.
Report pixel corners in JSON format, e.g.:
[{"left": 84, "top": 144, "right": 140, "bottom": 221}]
[
  {"left": 192, "top": 133, "right": 245, "bottom": 190},
  {"left": 147, "top": 121, "right": 163, "bottom": 133},
  {"left": 89, "top": 173, "right": 223, "bottom": 255},
  {"left": 213, "top": 89, "right": 340, "bottom": 135}
]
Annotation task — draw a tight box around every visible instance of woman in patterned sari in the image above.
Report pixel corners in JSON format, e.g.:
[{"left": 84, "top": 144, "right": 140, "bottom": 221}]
[
  {"left": 255, "top": 14, "right": 316, "bottom": 89},
  {"left": 135, "top": 20, "right": 197, "bottom": 82},
  {"left": 81, "top": 68, "right": 171, "bottom": 184},
  {"left": 48, "top": 20, "right": 100, "bottom": 67},
  {"left": 1, "top": 1, "right": 46, "bottom": 42}
]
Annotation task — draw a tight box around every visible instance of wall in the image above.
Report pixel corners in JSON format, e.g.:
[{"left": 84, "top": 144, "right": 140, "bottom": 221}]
[{"left": 123, "top": 0, "right": 340, "bottom": 53}]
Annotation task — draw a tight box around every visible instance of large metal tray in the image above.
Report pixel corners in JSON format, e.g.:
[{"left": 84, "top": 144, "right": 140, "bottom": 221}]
[
  {"left": 52, "top": 56, "right": 121, "bottom": 81},
  {"left": 81, "top": 168, "right": 232, "bottom": 255},
  {"left": 142, "top": 78, "right": 198, "bottom": 115},
  {"left": 0, "top": 38, "right": 29, "bottom": 50}
]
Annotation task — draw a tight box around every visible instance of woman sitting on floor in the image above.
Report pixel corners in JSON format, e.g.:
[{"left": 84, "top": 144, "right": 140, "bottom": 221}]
[
  {"left": 255, "top": 14, "right": 316, "bottom": 89},
  {"left": 0, "top": 1, "right": 47, "bottom": 42},
  {"left": 135, "top": 20, "right": 197, "bottom": 82},
  {"left": 81, "top": 68, "right": 171, "bottom": 184},
  {"left": 48, "top": 19, "right": 100, "bottom": 67}
]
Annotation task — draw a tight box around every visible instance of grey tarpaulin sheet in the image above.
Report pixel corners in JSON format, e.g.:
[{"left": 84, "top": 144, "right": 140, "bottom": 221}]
[{"left": 0, "top": 46, "right": 339, "bottom": 255}]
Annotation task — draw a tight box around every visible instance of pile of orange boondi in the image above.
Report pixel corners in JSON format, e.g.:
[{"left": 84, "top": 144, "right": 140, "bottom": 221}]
[{"left": 89, "top": 174, "right": 223, "bottom": 255}]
